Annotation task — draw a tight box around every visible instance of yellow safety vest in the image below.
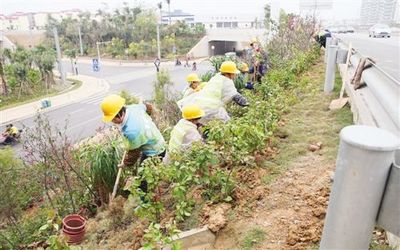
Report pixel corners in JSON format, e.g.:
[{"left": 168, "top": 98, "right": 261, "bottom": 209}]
[
  {"left": 168, "top": 119, "right": 197, "bottom": 153},
  {"left": 182, "top": 87, "right": 196, "bottom": 98},
  {"left": 194, "top": 74, "right": 224, "bottom": 111}
]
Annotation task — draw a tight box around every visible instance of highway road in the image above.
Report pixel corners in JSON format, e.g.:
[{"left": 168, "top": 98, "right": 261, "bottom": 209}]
[
  {"left": 335, "top": 32, "right": 400, "bottom": 82},
  {"left": 2, "top": 60, "right": 213, "bottom": 152}
]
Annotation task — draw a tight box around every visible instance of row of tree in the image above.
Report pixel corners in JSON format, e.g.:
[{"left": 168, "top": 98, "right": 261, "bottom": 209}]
[
  {"left": 45, "top": 4, "right": 206, "bottom": 59},
  {"left": 0, "top": 46, "right": 56, "bottom": 97}
]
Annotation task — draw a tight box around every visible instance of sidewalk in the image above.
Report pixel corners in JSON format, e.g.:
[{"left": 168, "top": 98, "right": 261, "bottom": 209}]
[
  {"left": 0, "top": 74, "right": 109, "bottom": 126},
  {"left": 67, "top": 57, "right": 209, "bottom": 67}
]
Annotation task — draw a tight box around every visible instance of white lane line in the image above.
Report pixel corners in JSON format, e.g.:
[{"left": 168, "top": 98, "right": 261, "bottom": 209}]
[
  {"left": 83, "top": 97, "right": 104, "bottom": 105},
  {"left": 68, "top": 108, "right": 85, "bottom": 115},
  {"left": 69, "top": 116, "right": 100, "bottom": 130},
  {"left": 80, "top": 94, "right": 106, "bottom": 103}
]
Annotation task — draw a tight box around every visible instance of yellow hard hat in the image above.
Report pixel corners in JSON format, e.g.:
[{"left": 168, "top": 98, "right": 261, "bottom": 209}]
[
  {"left": 182, "top": 105, "right": 205, "bottom": 120},
  {"left": 101, "top": 94, "right": 126, "bottom": 122},
  {"left": 186, "top": 73, "right": 201, "bottom": 83},
  {"left": 238, "top": 62, "right": 249, "bottom": 72},
  {"left": 219, "top": 61, "right": 240, "bottom": 74},
  {"left": 250, "top": 38, "right": 258, "bottom": 45}
]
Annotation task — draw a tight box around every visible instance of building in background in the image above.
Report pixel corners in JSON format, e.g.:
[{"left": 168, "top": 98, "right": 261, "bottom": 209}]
[
  {"left": 299, "top": 0, "right": 333, "bottom": 12},
  {"left": 161, "top": 9, "right": 194, "bottom": 26},
  {"left": 0, "top": 9, "right": 82, "bottom": 31},
  {"left": 361, "top": 0, "right": 397, "bottom": 25},
  {"left": 195, "top": 14, "right": 263, "bottom": 29},
  {"left": 394, "top": 0, "right": 400, "bottom": 24}
]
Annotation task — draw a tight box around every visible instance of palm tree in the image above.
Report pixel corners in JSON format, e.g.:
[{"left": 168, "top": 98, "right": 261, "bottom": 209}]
[{"left": 3, "top": 47, "right": 34, "bottom": 97}]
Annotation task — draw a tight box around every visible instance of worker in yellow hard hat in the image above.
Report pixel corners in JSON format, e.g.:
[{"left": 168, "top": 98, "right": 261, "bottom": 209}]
[
  {"left": 237, "top": 62, "right": 254, "bottom": 90},
  {"left": 249, "top": 37, "right": 258, "bottom": 47},
  {"left": 168, "top": 105, "right": 205, "bottom": 154},
  {"left": 182, "top": 73, "right": 206, "bottom": 98},
  {"left": 100, "top": 94, "right": 165, "bottom": 196},
  {"left": 177, "top": 61, "right": 249, "bottom": 124}
]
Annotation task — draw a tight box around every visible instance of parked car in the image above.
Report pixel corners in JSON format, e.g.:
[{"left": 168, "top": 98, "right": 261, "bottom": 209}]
[
  {"left": 338, "top": 26, "right": 348, "bottom": 33},
  {"left": 327, "top": 26, "right": 339, "bottom": 33},
  {"left": 369, "top": 24, "right": 391, "bottom": 38},
  {"left": 346, "top": 26, "right": 355, "bottom": 33}
]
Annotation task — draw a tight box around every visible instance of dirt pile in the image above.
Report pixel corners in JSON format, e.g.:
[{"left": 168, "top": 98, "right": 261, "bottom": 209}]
[{"left": 201, "top": 203, "right": 232, "bottom": 233}]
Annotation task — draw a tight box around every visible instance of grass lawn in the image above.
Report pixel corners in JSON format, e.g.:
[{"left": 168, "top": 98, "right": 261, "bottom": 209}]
[{"left": 0, "top": 78, "right": 82, "bottom": 110}]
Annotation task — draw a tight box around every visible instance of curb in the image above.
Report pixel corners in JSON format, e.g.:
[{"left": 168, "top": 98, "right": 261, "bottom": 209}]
[{"left": 0, "top": 74, "right": 110, "bottom": 126}]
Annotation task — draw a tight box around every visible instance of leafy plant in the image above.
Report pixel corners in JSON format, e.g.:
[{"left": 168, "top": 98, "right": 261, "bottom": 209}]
[{"left": 79, "top": 134, "right": 123, "bottom": 205}]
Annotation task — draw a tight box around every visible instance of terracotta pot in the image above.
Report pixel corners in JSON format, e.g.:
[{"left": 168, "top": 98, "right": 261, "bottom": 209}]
[{"left": 62, "top": 214, "right": 86, "bottom": 244}]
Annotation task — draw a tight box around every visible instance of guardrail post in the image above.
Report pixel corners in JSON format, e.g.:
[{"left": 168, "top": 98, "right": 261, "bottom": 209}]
[
  {"left": 324, "top": 44, "right": 338, "bottom": 93},
  {"left": 324, "top": 38, "right": 332, "bottom": 63},
  {"left": 320, "top": 125, "right": 399, "bottom": 249}
]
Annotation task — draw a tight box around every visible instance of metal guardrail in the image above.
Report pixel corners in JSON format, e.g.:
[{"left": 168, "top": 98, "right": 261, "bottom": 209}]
[
  {"left": 320, "top": 37, "right": 400, "bottom": 249},
  {"left": 334, "top": 37, "right": 400, "bottom": 136}
]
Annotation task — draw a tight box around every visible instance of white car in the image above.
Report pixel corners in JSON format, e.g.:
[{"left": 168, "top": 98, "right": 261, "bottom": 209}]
[{"left": 369, "top": 24, "right": 391, "bottom": 38}]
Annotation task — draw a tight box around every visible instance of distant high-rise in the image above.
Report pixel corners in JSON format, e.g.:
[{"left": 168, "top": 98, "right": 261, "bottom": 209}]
[
  {"left": 361, "top": 0, "right": 397, "bottom": 25},
  {"left": 299, "top": 0, "right": 333, "bottom": 11}
]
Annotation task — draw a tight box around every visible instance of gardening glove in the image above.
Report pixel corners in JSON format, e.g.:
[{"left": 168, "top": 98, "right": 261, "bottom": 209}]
[
  {"left": 232, "top": 94, "right": 249, "bottom": 107},
  {"left": 144, "top": 102, "right": 154, "bottom": 116},
  {"left": 245, "top": 82, "right": 254, "bottom": 90},
  {"left": 123, "top": 149, "right": 141, "bottom": 167}
]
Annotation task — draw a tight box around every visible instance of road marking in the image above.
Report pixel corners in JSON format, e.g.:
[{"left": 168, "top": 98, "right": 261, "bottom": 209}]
[
  {"left": 68, "top": 108, "right": 85, "bottom": 115},
  {"left": 69, "top": 116, "right": 100, "bottom": 130}
]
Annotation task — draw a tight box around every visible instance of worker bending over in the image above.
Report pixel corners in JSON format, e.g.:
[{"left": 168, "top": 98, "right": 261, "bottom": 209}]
[
  {"left": 101, "top": 94, "right": 165, "bottom": 194},
  {"left": 178, "top": 61, "right": 249, "bottom": 124}
]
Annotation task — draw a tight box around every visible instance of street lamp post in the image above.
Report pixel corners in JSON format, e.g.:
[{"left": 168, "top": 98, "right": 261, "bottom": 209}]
[
  {"left": 96, "top": 41, "right": 101, "bottom": 63},
  {"left": 166, "top": 0, "right": 171, "bottom": 25},
  {"left": 78, "top": 26, "right": 84, "bottom": 56},
  {"left": 157, "top": 2, "right": 162, "bottom": 60},
  {"left": 96, "top": 41, "right": 111, "bottom": 69},
  {"left": 53, "top": 27, "right": 66, "bottom": 84}
]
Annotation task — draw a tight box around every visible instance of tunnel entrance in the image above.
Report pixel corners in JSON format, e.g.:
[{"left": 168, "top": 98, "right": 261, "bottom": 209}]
[{"left": 208, "top": 41, "right": 238, "bottom": 56}]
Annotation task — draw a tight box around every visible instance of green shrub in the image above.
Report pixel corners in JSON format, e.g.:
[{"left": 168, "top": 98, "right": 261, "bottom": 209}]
[
  {"left": 119, "top": 90, "right": 140, "bottom": 105},
  {"left": 79, "top": 134, "right": 124, "bottom": 205},
  {"left": 0, "top": 148, "right": 44, "bottom": 248}
]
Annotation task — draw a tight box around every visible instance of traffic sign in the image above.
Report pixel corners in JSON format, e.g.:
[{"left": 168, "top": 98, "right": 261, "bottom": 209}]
[{"left": 92, "top": 58, "right": 100, "bottom": 72}]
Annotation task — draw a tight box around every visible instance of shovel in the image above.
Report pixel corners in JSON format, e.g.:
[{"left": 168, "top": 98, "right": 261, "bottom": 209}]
[
  {"left": 110, "top": 150, "right": 127, "bottom": 202},
  {"left": 329, "top": 43, "right": 352, "bottom": 110}
]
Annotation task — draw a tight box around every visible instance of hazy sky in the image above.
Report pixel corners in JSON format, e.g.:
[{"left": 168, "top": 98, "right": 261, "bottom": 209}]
[{"left": 0, "top": 0, "right": 362, "bottom": 21}]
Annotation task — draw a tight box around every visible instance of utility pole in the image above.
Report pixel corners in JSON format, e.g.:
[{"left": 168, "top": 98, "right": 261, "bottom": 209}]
[
  {"left": 78, "top": 26, "right": 84, "bottom": 56},
  {"left": 157, "top": 2, "right": 162, "bottom": 60},
  {"left": 166, "top": 0, "right": 171, "bottom": 25},
  {"left": 53, "top": 27, "right": 66, "bottom": 84},
  {"left": 96, "top": 42, "right": 101, "bottom": 64}
]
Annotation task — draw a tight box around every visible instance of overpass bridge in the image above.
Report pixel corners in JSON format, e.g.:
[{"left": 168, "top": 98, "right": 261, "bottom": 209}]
[{"left": 189, "top": 28, "right": 266, "bottom": 58}]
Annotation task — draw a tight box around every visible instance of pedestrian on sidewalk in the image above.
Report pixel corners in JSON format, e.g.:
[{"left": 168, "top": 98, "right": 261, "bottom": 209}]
[
  {"left": 74, "top": 60, "right": 79, "bottom": 75},
  {"left": 184, "top": 54, "right": 190, "bottom": 68},
  {"left": 100, "top": 94, "right": 166, "bottom": 198},
  {"left": 154, "top": 58, "right": 161, "bottom": 72}
]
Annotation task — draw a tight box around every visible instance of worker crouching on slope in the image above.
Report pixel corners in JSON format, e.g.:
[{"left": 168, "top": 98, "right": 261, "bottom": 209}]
[
  {"left": 238, "top": 62, "right": 254, "bottom": 90},
  {"left": 178, "top": 61, "right": 249, "bottom": 124},
  {"left": 101, "top": 94, "right": 166, "bottom": 195},
  {"left": 182, "top": 73, "right": 206, "bottom": 98},
  {"left": 169, "top": 105, "right": 204, "bottom": 153}
]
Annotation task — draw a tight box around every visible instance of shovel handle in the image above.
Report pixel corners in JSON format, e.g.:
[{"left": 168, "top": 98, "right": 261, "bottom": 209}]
[{"left": 110, "top": 151, "right": 127, "bottom": 201}]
